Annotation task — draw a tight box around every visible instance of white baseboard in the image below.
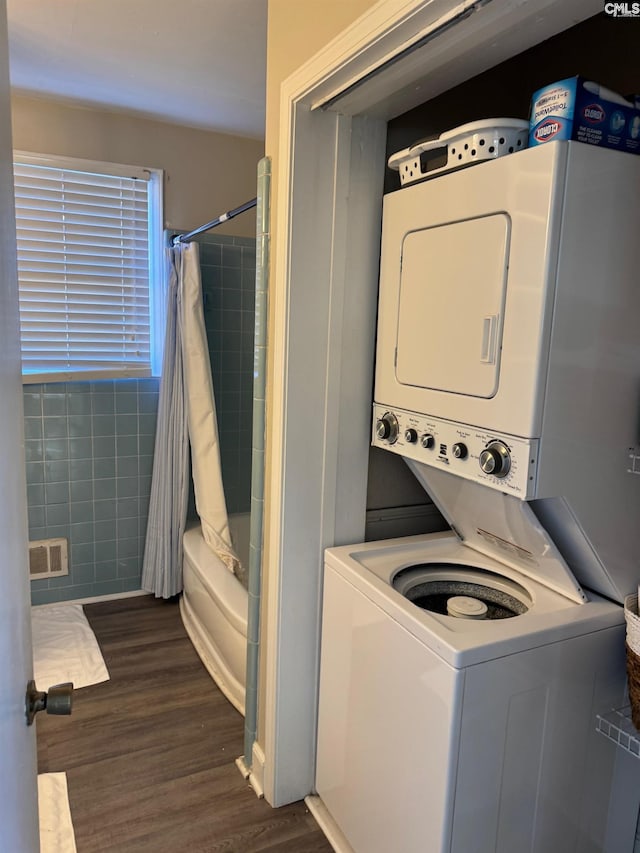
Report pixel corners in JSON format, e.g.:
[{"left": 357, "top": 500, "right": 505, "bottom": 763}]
[
  {"left": 305, "top": 795, "right": 354, "bottom": 853},
  {"left": 235, "top": 743, "right": 265, "bottom": 799}
]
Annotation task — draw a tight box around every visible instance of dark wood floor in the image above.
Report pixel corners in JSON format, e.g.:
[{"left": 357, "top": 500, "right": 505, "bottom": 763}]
[{"left": 36, "top": 595, "right": 332, "bottom": 853}]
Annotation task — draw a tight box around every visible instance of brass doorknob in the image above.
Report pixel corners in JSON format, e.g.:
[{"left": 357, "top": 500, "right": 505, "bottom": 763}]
[{"left": 25, "top": 679, "right": 73, "bottom": 726}]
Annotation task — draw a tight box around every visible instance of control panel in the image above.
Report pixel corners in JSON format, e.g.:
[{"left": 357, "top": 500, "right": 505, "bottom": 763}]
[{"left": 372, "top": 404, "right": 538, "bottom": 498}]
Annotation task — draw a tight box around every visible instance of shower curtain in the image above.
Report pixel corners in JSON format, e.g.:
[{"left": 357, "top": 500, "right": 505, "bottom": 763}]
[{"left": 142, "top": 242, "right": 239, "bottom": 598}]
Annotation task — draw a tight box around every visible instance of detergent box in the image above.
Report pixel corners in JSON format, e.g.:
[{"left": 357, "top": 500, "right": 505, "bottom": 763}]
[{"left": 529, "top": 76, "right": 640, "bottom": 154}]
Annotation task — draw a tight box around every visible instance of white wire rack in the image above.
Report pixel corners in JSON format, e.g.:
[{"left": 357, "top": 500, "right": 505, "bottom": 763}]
[
  {"left": 629, "top": 448, "right": 640, "bottom": 475},
  {"left": 596, "top": 706, "right": 640, "bottom": 758}
]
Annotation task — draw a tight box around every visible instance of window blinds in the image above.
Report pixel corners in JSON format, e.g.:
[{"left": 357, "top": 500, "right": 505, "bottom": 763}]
[{"left": 14, "top": 158, "right": 155, "bottom": 381}]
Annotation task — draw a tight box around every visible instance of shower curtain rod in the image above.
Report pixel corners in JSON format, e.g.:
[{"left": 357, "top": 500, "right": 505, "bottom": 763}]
[{"left": 172, "top": 197, "right": 257, "bottom": 245}]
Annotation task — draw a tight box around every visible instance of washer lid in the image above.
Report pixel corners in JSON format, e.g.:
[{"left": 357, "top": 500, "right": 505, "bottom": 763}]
[{"left": 406, "top": 460, "right": 587, "bottom": 604}]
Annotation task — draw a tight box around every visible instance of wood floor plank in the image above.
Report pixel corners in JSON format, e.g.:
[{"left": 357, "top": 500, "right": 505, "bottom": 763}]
[{"left": 36, "top": 595, "right": 332, "bottom": 853}]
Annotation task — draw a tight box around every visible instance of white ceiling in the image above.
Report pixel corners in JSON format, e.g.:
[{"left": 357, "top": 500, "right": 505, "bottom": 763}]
[{"left": 6, "top": 0, "right": 267, "bottom": 139}]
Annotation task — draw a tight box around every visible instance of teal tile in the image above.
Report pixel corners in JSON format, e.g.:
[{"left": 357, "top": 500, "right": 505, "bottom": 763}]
[
  {"left": 95, "top": 539, "right": 117, "bottom": 560},
  {"left": 222, "top": 310, "right": 242, "bottom": 332},
  {"left": 67, "top": 392, "right": 91, "bottom": 415},
  {"left": 23, "top": 393, "right": 42, "bottom": 417},
  {"left": 70, "top": 480, "right": 92, "bottom": 502},
  {"left": 115, "top": 414, "right": 137, "bottom": 435},
  {"left": 138, "top": 393, "right": 158, "bottom": 415},
  {"left": 69, "top": 458, "right": 93, "bottom": 481},
  {"left": 69, "top": 521, "right": 94, "bottom": 544},
  {"left": 117, "top": 498, "right": 138, "bottom": 519},
  {"left": 115, "top": 393, "right": 138, "bottom": 414},
  {"left": 93, "top": 579, "right": 126, "bottom": 596},
  {"left": 45, "top": 524, "right": 70, "bottom": 539},
  {"left": 223, "top": 288, "right": 242, "bottom": 310},
  {"left": 222, "top": 355, "right": 242, "bottom": 378},
  {"left": 44, "top": 461, "right": 70, "bottom": 483},
  {"left": 43, "top": 417, "right": 67, "bottom": 439},
  {"left": 117, "top": 477, "right": 138, "bottom": 499},
  {"left": 94, "top": 478, "right": 116, "bottom": 500},
  {"left": 68, "top": 415, "right": 92, "bottom": 437},
  {"left": 92, "top": 415, "right": 116, "bottom": 436},
  {"left": 116, "top": 435, "right": 138, "bottom": 457},
  {"left": 117, "top": 557, "right": 140, "bottom": 578},
  {"left": 117, "top": 537, "right": 139, "bottom": 559},
  {"left": 69, "top": 437, "right": 93, "bottom": 460},
  {"left": 115, "top": 378, "right": 139, "bottom": 391},
  {"left": 117, "top": 456, "right": 138, "bottom": 477},
  {"left": 117, "top": 516, "right": 138, "bottom": 539},
  {"left": 44, "top": 481, "right": 69, "bottom": 505},
  {"left": 28, "top": 505, "right": 45, "bottom": 529},
  {"left": 138, "top": 414, "right": 157, "bottom": 435},
  {"left": 31, "top": 589, "right": 65, "bottom": 605},
  {"left": 28, "top": 527, "right": 46, "bottom": 543},
  {"left": 71, "top": 564, "right": 96, "bottom": 585},
  {"left": 24, "top": 418, "right": 43, "bottom": 441},
  {"left": 94, "top": 521, "right": 116, "bottom": 542},
  {"left": 92, "top": 393, "right": 115, "bottom": 415},
  {"left": 94, "top": 458, "right": 116, "bottom": 479},
  {"left": 222, "top": 246, "right": 242, "bottom": 268},
  {"left": 121, "top": 577, "right": 142, "bottom": 593},
  {"left": 71, "top": 542, "right": 94, "bottom": 565},
  {"left": 95, "top": 560, "right": 118, "bottom": 581},
  {"left": 94, "top": 500, "right": 116, "bottom": 521},
  {"left": 138, "top": 433, "right": 155, "bottom": 456},
  {"left": 46, "top": 503, "right": 70, "bottom": 525},
  {"left": 70, "top": 502, "right": 94, "bottom": 524},
  {"left": 139, "top": 475, "right": 152, "bottom": 495},
  {"left": 42, "top": 394, "right": 67, "bottom": 416},
  {"left": 222, "top": 330, "right": 241, "bottom": 352},
  {"left": 137, "top": 378, "right": 159, "bottom": 393},
  {"left": 25, "top": 462, "right": 45, "bottom": 485},
  {"left": 93, "top": 436, "right": 115, "bottom": 458},
  {"left": 91, "top": 380, "right": 115, "bottom": 394},
  {"left": 198, "top": 243, "right": 221, "bottom": 265},
  {"left": 43, "top": 438, "right": 69, "bottom": 462}
]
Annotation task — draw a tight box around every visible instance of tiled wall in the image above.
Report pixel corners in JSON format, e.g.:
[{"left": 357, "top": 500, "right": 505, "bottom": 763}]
[
  {"left": 25, "top": 234, "right": 256, "bottom": 605},
  {"left": 197, "top": 233, "right": 256, "bottom": 515},
  {"left": 25, "top": 379, "right": 159, "bottom": 605}
]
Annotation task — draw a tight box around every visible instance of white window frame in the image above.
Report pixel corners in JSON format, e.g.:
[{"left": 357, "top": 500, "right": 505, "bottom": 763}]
[{"left": 13, "top": 151, "right": 164, "bottom": 384}]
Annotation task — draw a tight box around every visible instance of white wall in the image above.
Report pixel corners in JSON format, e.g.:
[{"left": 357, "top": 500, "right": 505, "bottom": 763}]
[{"left": 11, "top": 93, "right": 265, "bottom": 236}]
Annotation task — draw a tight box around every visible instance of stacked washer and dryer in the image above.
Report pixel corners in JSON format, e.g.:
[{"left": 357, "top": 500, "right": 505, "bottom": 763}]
[{"left": 313, "top": 128, "right": 640, "bottom": 852}]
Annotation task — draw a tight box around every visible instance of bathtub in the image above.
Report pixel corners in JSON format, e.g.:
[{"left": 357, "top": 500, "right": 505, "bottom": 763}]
[{"left": 179, "top": 513, "right": 249, "bottom": 715}]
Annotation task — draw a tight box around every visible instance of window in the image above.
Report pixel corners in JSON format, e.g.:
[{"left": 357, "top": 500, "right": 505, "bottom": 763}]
[{"left": 13, "top": 152, "right": 164, "bottom": 383}]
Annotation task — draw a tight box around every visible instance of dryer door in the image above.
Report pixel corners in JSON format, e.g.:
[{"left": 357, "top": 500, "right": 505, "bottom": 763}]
[{"left": 396, "top": 214, "right": 509, "bottom": 398}]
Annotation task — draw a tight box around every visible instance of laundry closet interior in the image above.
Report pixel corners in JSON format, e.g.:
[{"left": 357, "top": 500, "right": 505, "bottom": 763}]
[{"left": 300, "top": 11, "right": 640, "bottom": 853}]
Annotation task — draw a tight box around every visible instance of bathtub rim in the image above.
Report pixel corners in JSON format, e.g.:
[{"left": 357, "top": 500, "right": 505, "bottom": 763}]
[{"left": 181, "top": 523, "right": 248, "bottom": 716}]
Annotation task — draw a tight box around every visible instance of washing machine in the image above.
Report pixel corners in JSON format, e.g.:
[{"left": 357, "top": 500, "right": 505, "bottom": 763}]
[
  {"left": 315, "top": 482, "right": 625, "bottom": 853},
  {"left": 314, "top": 138, "right": 640, "bottom": 852}
]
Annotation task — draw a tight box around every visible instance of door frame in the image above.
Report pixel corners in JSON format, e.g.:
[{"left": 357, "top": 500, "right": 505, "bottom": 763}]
[{"left": 262, "top": 0, "right": 602, "bottom": 806}]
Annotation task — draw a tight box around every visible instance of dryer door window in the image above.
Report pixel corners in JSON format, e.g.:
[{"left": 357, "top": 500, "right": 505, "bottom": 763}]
[{"left": 396, "top": 214, "right": 510, "bottom": 398}]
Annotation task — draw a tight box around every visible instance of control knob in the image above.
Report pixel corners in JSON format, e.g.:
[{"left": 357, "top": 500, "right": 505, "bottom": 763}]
[
  {"left": 479, "top": 440, "right": 511, "bottom": 478},
  {"left": 421, "top": 433, "right": 435, "bottom": 449},
  {"left": 451, "top": 442, "right": 468, "bottom": 460},
  {"left": 375, "top": 412, "right": 399, "bottom": 444},
  {"left": 404, "top": 428, "right": 418, "bottom": 444}
]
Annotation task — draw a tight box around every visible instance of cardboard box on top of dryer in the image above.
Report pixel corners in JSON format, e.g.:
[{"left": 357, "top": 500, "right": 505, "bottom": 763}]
[{"left": 529, "top": 76, "right": 640, "bottom": 154}]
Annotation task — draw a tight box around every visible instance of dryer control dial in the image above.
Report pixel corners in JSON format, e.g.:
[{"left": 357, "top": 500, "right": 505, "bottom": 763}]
[
  {"left": 376, "top": 412, "right": 399, "bottom": 444},
  {"left": 404, "top": 428, "right": 418, "bottom": 444},
  {"left": 421, "top": 433, "right": 435, "bottom": 449},
  {"left": 479, "top": 441, "right": 511, "bottom": 478},
  {"left": 452, "top": 442, "right": 468, "bottom": 460}
]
